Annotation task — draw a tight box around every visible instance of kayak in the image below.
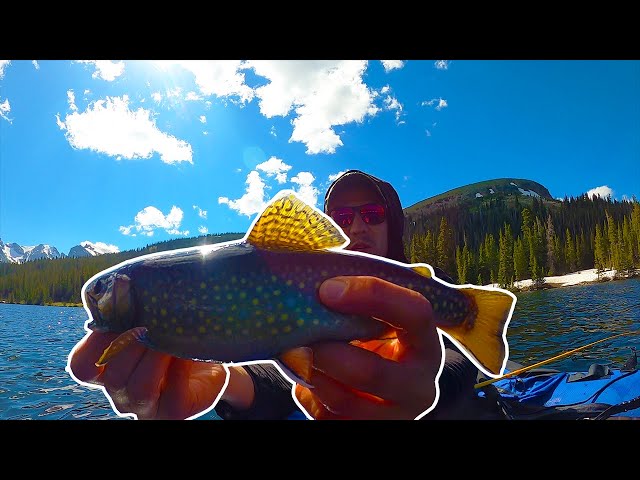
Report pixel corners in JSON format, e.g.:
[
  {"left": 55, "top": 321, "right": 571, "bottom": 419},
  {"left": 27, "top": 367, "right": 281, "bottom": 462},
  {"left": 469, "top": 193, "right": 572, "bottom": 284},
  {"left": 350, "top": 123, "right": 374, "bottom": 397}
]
[{"left": 475, "top": 354, "right": 640, "bottom": 420}]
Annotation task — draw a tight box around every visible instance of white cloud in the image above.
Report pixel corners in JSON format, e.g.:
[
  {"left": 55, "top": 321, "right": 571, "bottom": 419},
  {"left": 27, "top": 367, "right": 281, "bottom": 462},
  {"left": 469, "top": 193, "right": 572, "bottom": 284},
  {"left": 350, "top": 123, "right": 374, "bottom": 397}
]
[
  {"left": 0, "top": 60, "right": 11, "bottom": 78},
  {"left": 32, "top": 60, "right": 40, "bottom": 70},
  {"left": 151, "top": 92, "right": 162, "bottom": 103},
  {"left": 199, "top": 115, "right": 206, "bottom": 124},
  {"left": 422, "top": 98, "right": 448, "bottom": 110},
  {"left": 198, "top": 226, "right": 208, "bottom": 234},
  {"left": 0, "top": 98, "right": 11, "bottom": 123},
  {"left": 166, "top": 87, "right": 182, "bottom": 99},
  {"left": 136, "top": 60, "right": 400, "bottom": 157},
  {"left": 290, "top": 171, "right": 319, "bottom": 206},
  {"left": 74, "top": 60, "right": 125, "bottom": 81},
  {"left": 246, "top": 60, "right": 379, "bottom": 155},
  {"left": 382, "top": 90, "right": 404, "bottom": 123},
  {"left": 328, "top": 170, "right": 348, "bottom": 182},
  {"left": 56, "top": 93, "right": 193, "bottom": 164},
  {"left": 586, "top": 185, "right": 614, "bottom": 200},
  {"left": 66, "top": 90, "right": 78, "bottom": 112},
  {"left": 120, "top": 205, "right": 188, "bottom": 237},
  {"left": 434, "top": 60, "right": 450, "bottom": 70},
  {"left": 256, "top": 156, "right": 292, "bottom": 184},
  {"left": 0, "top": 61, "right": 12, "bottom": 123},
  {"left": 381, "top": 60, "right": 404, "bottom": 72},
  {"left": 218, "top": 170, "right": 269, "bottom": 217},
  {"left": 218, "top": 165, "right": 321, "bottom": 217},
  {"left": 155, "top": 60, "right": 254, "bottom": 103},
  {"left": 193, "top": 205, "right": 208, "bottom": 219}
]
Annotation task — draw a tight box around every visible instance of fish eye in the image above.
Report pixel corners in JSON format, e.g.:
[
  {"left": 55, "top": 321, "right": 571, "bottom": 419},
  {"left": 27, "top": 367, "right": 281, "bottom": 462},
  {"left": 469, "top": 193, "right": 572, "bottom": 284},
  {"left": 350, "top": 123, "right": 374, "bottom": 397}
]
[{"left": 93, "top": 279, "right": 104, "bottom": 295}]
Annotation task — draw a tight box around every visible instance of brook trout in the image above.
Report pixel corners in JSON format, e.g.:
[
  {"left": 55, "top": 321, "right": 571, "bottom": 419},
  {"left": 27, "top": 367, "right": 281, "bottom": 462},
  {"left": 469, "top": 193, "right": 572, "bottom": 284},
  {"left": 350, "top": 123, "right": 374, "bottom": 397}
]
[{"left": 82, "top": 192, "right": 516, "bottom": 378}]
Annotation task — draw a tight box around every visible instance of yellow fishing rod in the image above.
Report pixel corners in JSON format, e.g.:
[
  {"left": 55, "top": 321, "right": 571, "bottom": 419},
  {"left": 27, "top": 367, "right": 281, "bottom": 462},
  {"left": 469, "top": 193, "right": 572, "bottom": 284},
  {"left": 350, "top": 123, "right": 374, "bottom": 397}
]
[{"left": 474, "top": 331, "right": 640, "bottom": 389}]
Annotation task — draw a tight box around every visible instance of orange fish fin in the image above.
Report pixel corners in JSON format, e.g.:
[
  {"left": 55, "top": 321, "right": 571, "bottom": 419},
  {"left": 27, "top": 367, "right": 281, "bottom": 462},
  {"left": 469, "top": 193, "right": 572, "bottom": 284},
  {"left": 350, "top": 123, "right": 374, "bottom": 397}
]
[
  {"left": 276, "top": 346, "right": 314, "bottom": 388},
  {"left": 246, "top": 192, "right": 347, "bottom": 252},
  {"left": 439, "top": 288, "right": 516, "bottom": 378},
  {"left": 95, "top": 327, "right": 149, "bottom": 366}
]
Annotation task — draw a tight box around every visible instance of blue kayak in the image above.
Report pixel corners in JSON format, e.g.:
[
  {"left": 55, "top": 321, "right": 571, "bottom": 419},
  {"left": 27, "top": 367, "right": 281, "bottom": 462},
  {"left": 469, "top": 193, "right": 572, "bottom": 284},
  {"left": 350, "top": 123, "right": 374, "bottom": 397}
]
[{"left": 476, "top": 358, "right": 640, "bottom": 420}]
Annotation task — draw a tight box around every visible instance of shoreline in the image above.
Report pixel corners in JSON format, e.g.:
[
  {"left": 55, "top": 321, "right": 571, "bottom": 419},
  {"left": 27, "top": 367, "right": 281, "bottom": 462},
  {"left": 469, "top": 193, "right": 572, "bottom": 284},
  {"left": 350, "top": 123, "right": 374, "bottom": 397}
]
[
  {"left": 1, "top": 268, "right": 638, "bottom": 308},
  {"left": 487, "top": 268, "right": 639, "bottom": 293}
]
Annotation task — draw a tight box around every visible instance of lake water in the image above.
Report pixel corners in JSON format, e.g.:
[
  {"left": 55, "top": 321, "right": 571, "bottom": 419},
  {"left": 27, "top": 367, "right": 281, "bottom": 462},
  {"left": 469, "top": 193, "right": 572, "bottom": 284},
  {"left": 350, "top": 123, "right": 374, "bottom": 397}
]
[{"left": 1, "top": 277, "right": 638, "bottom": 420}]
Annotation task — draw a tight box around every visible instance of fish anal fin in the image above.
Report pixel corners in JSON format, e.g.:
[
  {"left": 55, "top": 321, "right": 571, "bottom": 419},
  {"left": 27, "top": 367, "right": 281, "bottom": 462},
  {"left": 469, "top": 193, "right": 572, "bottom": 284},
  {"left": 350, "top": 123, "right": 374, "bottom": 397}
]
[
  {"left": 95, "top": 327, "right": 149, "bottom": 366},
  {"left": 439, "top": 288, "right": 515, "bottom": 377},
  {"left": 247, "top": 193, "right": 347, "bottom": 252}
]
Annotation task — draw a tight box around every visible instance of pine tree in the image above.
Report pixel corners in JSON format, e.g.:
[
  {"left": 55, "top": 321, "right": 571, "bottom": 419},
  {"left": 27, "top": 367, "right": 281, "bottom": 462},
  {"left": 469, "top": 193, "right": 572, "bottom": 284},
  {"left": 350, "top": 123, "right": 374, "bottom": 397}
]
[
  {"left": 631, "top": 202, "right": 640, "bottom": 267},
  {"left": 513, "top": 237, "right": 528, "bottom": 282},
  {"left": 497, "top": 224, "right": 514, "bottom": 288},
  {"left": 545, "top": 214, "right": 556, "bottom": 276},
  {"left": 594, "top": 224, "right": 606, "bottom": 278},
  {"left": 436, "top": 217, "right": 455, "bottom": 276},
  {"left": 565, "top": 228, "right": 576, "bottom": 273}
]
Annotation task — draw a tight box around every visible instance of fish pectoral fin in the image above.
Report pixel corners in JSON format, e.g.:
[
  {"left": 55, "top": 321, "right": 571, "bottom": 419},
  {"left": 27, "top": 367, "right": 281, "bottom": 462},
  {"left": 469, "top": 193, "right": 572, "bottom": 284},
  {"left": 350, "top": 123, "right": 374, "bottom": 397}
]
[
  {"left": 276, "top": 346, "right": 314, "bottom": 389},
  {"left": 95, "top": 327, "right": 149, "bottom": 367}
]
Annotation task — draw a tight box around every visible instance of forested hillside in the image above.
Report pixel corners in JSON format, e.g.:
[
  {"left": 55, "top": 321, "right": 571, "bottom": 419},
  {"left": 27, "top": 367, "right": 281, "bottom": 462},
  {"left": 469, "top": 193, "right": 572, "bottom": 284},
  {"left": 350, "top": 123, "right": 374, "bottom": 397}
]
[
  {"left": 2, "top": 177, "right": 640, "bottom": 305},
  {"left": 405, "top": 187, "right": 640, "bottom": 288},
  {"left": 0, "top": 233, "right": 243, "bottom": 305}
]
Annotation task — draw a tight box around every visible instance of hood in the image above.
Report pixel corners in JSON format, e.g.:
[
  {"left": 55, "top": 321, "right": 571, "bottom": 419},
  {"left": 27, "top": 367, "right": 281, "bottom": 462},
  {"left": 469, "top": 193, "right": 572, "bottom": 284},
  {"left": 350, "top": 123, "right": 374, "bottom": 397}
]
[{"left": 323, "top": 169, "right": 408, "bottom": 263}]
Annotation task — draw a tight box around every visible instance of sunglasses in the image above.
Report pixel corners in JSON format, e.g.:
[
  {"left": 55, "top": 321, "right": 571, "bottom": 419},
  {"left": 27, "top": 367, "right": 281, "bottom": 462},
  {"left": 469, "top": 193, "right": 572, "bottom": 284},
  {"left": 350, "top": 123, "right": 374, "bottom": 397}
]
[{"left": 329, "top": 203, "right": 386, "bottom": 228}]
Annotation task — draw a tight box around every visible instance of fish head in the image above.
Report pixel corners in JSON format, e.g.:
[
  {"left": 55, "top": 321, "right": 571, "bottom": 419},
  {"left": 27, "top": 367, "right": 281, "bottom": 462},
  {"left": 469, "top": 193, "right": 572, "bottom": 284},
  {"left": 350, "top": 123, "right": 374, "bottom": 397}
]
[{"left": 83, "top": 271, "right": 134, "bottom": 333}]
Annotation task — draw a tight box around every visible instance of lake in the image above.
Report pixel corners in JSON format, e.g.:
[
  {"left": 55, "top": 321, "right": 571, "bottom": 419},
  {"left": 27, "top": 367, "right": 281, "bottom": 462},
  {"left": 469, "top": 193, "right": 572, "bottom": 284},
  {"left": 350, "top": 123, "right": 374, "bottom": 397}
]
[{"left": 1, "top": 277, "right": 638, "bottom": 420}]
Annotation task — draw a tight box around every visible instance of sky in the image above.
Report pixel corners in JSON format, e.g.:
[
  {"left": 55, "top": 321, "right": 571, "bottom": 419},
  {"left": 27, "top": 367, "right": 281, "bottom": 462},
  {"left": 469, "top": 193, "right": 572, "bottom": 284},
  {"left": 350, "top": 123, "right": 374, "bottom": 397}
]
[{"left": 0, "top": 59, "right": 638, "bottom": 256}]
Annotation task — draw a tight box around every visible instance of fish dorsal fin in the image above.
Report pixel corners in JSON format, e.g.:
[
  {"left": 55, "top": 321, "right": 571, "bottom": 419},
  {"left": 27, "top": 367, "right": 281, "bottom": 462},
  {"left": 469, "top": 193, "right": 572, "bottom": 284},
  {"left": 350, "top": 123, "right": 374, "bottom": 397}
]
[
  {"left": 410, "top": 265, "right": 432, "bottom": 278},
  {"left": 247, "top": 193, "right": 347, "bottom": 251}
]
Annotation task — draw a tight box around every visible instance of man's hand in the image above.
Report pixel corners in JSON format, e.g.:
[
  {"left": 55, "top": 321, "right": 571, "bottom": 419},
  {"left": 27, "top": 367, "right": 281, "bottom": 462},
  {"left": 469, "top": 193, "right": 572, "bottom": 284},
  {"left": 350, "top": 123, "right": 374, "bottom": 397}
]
[
  {"left": 294, "top": 276, "right": 444, "bottom": 420},
  {"left": 67, "top": 331, "right": 228, "bottom": 420}
]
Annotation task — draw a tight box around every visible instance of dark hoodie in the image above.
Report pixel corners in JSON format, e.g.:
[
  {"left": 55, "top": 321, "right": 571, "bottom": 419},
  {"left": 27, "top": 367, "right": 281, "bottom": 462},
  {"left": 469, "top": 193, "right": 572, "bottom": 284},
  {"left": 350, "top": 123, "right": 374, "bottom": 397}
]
[{"left": 214, "top": 170, "right": 481, "bottom": 420}]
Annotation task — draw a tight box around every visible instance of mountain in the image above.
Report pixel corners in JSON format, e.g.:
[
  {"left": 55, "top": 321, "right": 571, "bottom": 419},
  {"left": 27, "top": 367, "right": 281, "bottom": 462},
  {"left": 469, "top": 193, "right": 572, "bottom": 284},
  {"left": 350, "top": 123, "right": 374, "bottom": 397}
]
[
  {"left": 68, "top": 241, "right": 119, "bottom": 258},
  {"left": 0, "top": 239, "right": 120, "bottom": 263},
  {"left": 404, "top": 178, "right": 556, "bottom": 217},
  {"left": 403, "top": 177, "right": 560, "bottom": 246},
  {"left": 0, "top": 239, "right": 66, "bottom": 263}
]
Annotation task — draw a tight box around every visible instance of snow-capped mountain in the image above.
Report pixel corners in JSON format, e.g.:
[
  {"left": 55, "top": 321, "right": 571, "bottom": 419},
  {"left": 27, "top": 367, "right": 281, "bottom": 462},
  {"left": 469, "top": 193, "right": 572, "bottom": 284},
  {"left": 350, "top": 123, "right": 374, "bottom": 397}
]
[
  {"left": 0, "top": 239, "right": 118, "bottom": 263},
  {"left": 68, "top": 241, "right": 119, "bottom": 258},
  {"left": 0, "top": 239, "right": 65, "bottom": 263}
]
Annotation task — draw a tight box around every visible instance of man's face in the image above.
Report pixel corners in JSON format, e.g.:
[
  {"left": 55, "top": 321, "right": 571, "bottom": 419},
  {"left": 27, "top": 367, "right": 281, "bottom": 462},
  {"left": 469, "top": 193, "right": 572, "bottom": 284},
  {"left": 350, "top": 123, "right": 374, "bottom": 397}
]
[{"left": 328, "top": 184, "right": 389, "bottom": 258}]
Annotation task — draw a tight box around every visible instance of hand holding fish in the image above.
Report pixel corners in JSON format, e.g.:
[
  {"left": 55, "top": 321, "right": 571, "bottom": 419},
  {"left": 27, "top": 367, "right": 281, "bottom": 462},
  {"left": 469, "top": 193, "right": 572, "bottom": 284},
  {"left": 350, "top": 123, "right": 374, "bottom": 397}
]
[
  {"left": 293, "top": 275, "right": 443, "bottom": 420},
  {"left": 67, "top": 331, "right": 231, "bottom": 420}
]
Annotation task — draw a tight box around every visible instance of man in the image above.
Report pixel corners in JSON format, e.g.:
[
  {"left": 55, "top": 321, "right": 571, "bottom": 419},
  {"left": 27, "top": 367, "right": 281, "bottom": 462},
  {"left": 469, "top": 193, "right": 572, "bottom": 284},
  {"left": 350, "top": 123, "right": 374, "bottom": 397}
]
[{"left": 68, "top": 170, "right": 480, "bottom": 420}]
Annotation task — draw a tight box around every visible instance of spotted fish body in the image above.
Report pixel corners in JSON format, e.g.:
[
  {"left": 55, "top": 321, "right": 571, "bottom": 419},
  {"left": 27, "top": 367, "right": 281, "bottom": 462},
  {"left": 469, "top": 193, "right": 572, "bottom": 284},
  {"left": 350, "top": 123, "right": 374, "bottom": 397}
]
[{"left": 83, "top": 192, "right": 516, "bottom": 377}]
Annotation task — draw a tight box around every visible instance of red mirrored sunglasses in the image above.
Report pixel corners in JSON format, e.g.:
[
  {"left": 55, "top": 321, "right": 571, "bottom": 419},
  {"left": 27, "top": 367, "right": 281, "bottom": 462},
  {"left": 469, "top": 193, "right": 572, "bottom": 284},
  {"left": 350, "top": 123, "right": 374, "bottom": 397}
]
[{"left": 329, "top": 203, "right": 386, "bottom": 228}]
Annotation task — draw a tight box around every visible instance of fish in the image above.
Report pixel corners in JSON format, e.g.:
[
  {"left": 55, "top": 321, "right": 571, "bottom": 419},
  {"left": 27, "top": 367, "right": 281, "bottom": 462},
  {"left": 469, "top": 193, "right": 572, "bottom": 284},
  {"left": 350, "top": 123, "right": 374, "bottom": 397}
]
[{"left": 81, "top": 191, "right": 517, "bottom": 382}]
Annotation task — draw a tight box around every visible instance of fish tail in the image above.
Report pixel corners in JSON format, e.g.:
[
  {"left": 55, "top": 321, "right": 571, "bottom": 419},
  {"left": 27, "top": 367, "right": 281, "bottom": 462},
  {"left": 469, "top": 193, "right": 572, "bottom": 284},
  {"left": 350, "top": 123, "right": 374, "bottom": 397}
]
[
  {"left": 440, "top": 288, "right": 515, "bottom": 377},
  {"left": 95, "top": 327, "right": 149, "bottom": 366}
]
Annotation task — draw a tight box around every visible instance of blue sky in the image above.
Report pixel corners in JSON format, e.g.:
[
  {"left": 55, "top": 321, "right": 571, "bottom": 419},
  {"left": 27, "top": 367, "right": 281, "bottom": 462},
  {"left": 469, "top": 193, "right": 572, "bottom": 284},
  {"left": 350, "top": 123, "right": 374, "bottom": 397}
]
[{"left": 1, "top": 60, "right": 638, "bottom": 256}]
